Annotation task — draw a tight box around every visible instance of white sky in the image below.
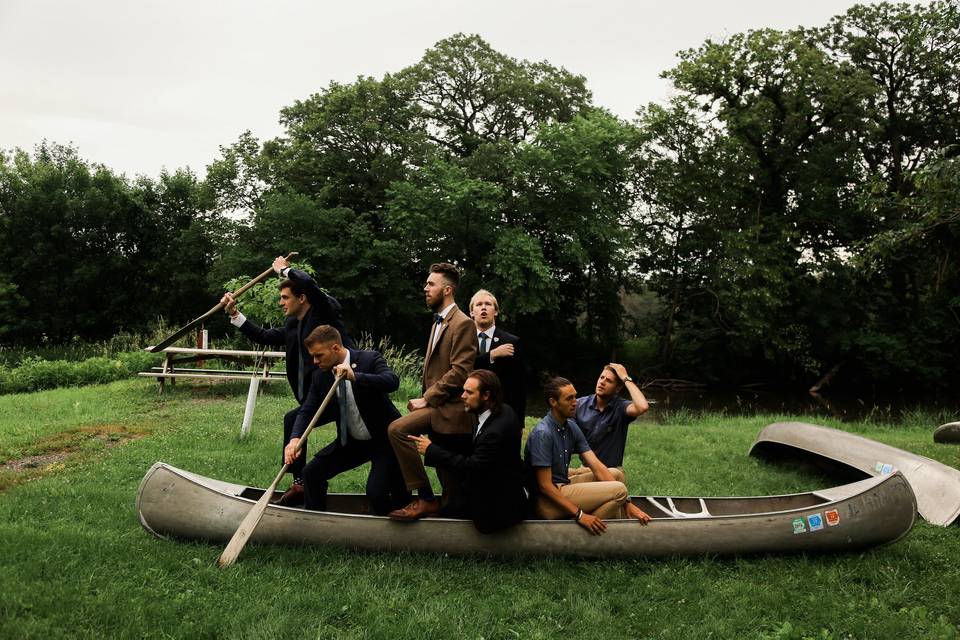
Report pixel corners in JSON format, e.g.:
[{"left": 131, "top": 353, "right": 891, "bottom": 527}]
[{"left": 0, "top": 0, "right": 915, "bottom": 179}]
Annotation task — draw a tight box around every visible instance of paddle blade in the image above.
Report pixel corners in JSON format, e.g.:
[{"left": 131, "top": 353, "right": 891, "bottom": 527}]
[{"left": 217, "top": 483, "right": 277, "bottom": 568}]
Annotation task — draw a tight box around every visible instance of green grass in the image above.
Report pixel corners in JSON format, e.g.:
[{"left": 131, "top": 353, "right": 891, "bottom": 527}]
[{"left": 1, "top": 380, "right": 959, "bottom": 639}]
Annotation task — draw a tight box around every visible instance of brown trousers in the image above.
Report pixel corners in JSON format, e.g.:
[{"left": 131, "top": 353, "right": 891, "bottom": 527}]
[
  {"left": 387, "top": 409, "right": 467, "bottom": 503},
  {"left": 567, "top": 466, "right": 626, "bottom": 485}
]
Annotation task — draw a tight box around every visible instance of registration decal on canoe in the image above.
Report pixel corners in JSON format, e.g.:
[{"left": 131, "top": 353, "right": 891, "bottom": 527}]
[
  {"left": 792, "top": 517, "right": 807, "bottom": 534},
  {"left": 874, "top": 461, "right": 895, "bottom": 475},
  {"left": 825, "top": 509, "right": 841, "bottom": 526},
  {"left": 807, "top": 513, "right": 824, "bottom": 531}
]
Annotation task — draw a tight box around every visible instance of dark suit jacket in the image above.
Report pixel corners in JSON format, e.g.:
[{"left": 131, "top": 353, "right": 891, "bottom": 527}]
[
  {"left": 292, "top": 348, "right": 401, "bottom": 442},
  {"left": 474, "top": 327, "right": 526, "bottom": 419},
  {"left": 238, "top": 268, "right": 354, "bottom": 403},
  {"left": 424, "top": 405, "right": 528, "bottom": 533},
  {"left": 422, "top": 304, "right": 477, "bottom": 435}
]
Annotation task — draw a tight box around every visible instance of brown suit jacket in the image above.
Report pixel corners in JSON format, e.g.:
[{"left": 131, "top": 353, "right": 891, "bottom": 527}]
[{"left": 423, "top": 304, "right": 477, "bottom": 434}]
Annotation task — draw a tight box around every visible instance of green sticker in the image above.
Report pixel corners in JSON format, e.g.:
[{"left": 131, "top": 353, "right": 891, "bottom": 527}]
[{"left": 792, "top": 517, "right": 807, "bottom": 534}]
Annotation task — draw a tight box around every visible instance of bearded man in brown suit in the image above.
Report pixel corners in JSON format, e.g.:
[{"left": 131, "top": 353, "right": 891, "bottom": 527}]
[{"left": 387, "top": 263, "right": 477, "bottom": 520}]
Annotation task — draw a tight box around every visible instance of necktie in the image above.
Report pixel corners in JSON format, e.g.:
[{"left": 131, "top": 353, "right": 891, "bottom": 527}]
[
  {"left": 337, "top": 381, "right": 350, "bottom": 446},
  {"left": 478, "top": 332, "right": 489, "bottom": 354}
]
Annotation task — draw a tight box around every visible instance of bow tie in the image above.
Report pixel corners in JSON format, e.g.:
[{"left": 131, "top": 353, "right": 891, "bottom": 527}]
[{"left": 434, "top": 314, "right": 443, "bottom": 325}]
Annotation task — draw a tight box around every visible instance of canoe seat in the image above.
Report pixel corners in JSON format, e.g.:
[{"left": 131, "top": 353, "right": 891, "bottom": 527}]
[{"left": 647, "top": 496, "right": 711, "bottom": 518}]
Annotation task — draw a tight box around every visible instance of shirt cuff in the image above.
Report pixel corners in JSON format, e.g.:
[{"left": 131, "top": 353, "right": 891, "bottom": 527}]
[{"left": 230, "top": 311, "right": 247, "bottom": 327}]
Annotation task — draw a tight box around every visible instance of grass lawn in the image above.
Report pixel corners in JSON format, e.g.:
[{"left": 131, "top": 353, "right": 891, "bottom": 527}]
[{"left": 1, "top": 379, "right": 959, "bottom": 639}]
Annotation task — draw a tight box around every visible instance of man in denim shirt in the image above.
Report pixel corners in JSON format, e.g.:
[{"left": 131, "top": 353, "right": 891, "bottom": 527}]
[
  {"left": 570, "top": 363, "right": 649, "bottom": 484},
  {"left": 524, "top": 376, "right": 651, "bottom": 535}
]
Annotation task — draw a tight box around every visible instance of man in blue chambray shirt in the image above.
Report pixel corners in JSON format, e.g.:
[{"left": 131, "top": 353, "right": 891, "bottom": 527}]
[
  {"left": 569, "top": 363, "right": 649, "bottom": 484},
  {"left": 524, "top": 376, "right": 651, "bottom": 535}
]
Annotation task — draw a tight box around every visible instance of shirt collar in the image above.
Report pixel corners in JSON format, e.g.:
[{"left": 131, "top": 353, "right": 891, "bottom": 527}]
[
  {"left": 437, "top": 303, "right": 456, "bottom": 319},
  {"left": 476, "top": 325, "right": 495, "bottom": 338},
  {"left": 476, "top": 408, "right": 492, "bottom": 431}
]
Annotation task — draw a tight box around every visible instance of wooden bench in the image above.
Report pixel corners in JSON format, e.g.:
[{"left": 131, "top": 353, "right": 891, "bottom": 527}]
[{"left": 140, "top": 346, "right": 287, "bottom": 437}]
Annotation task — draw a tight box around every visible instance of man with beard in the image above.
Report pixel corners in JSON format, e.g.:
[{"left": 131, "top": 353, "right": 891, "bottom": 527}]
[
  {"left": 387, "top": 263, "right": 477, "bottom": 520},
  {"left": 222, "top": 255, "right": 354, "bottom": 506},
  {"left": 409, "top": 369, "right": 528, "bottom": 533}
]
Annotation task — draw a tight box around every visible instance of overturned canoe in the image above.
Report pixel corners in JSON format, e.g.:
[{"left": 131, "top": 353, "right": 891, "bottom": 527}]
[
  {"left": 934, "top": 422, "right": 960, "bottom": 444},
  {"left": 750, "top": 421, "right": 960, "bottom": 526},
  {"left": 137, "top": 462, "right": 916, "bottom": 558}
]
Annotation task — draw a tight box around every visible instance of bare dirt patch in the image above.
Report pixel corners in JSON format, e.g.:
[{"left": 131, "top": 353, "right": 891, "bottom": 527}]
[{"left": 0, "top": 424, "right": 149, "bottom": 489}]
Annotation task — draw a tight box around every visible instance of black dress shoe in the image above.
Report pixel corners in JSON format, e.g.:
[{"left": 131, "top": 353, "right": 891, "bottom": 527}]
[{"left": 274, "top": 484, "right": 305, "bottom": 507}]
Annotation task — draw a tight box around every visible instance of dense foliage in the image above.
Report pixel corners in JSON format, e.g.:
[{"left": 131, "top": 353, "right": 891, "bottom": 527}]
[{"left": 1, "top": 2, "right": 957, "bottom": 392}]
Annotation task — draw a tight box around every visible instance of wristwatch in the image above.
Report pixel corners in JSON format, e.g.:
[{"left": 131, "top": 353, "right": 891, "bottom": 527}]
[{"left": 623, "top": 375, "right": 633, "bottom": 383}]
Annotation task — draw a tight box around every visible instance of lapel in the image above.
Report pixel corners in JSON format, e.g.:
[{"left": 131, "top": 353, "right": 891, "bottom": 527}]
[{"left": 425, "top": 306, "right": 455, "bottom": 370}]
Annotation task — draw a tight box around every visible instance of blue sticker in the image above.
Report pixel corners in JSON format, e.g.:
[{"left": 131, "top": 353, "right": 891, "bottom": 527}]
[
  {"left": 874, "top": 461, "right": 885, "bottom": 473},
  {"left": 808, "top": 513, "right": 824, "bottom": 532},
  {"left": 880, "top": 463, "right": 894, "bottom": 475}
]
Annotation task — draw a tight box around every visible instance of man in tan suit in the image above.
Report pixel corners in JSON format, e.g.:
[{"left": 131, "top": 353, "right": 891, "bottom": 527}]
[{"left": 387, "top": 263, "right": 477, "bottom": 520}]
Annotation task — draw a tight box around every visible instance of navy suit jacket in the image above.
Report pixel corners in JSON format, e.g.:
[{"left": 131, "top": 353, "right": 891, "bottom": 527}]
[
  {"left": 424, "top": 405, "right": 529, "bottom": 533},
  {"left": 238, "top": 268, "right": 355, "bottom": 403},
  {"left": 474, "top": 327, "right": 526, "bottom": 419},
  {"left": 292, "top": 348, "right": 401, "bottom": 443}
]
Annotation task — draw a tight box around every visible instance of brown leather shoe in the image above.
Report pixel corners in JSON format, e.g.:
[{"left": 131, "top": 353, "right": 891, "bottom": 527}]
[
  {"left": 274, "top": 483, "right": 304, "bottom": 507},
  {"left": 388, "top": 498, "right": 440, "bottom": 521}
]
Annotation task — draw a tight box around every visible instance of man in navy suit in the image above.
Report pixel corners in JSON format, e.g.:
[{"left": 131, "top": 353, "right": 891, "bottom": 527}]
[
  {"left": 470, "top": 289, "right": 526, "bottom": 419},
  {"left": 410, "top": 369, "right": 529, "bottom": 533},
  {"left": 284, "top": 325, "right": 409, "bottom": 515},
  {"left": 222, "top": 255, "right": 355, "bottom": 505}
]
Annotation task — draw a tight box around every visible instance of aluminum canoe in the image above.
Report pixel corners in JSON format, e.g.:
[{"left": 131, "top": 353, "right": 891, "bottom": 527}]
[
  {"left": 136, "top": 461, "right": 916, "bottom": 558},
  {"left": 750, "top": 421, "right": 960, "bottom": 526}
]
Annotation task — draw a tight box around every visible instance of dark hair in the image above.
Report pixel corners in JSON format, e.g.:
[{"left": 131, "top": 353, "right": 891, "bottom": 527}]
[
  {"left": 429, "top": 262, "right": 460, "bottom": 290},
  {"left": 278, "top": 278, "right": 309, "bottom": 298},
  {"left": 303, "top": 325, "right": 343, "bottom": 348},
  {"left": 468, "top": 369, "right": 503, "bottom": 415},
  {"left": 543, "top": 376, "right": 573, "bottom": 405}
]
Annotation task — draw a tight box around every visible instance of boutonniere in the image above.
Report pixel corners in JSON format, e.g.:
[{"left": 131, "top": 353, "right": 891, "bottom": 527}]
[
  {"left": 493, "top": 336, "right": 500, "bottom": 343},
  {"left": 351, "top": 363, "right": 357, "bottom": 369}
]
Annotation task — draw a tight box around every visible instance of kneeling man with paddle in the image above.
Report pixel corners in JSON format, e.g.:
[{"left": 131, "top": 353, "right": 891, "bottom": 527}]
[{"left": 284, "top": 325, "right": 410, "bottom": 515}]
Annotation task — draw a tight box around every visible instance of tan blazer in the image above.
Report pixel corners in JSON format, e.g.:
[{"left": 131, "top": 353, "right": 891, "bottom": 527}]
[{"left": 422, "top": 304, "right": 477, "bottom": 434}]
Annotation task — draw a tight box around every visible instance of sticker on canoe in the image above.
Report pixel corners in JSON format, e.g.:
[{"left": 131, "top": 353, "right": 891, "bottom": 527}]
[
  {"left": 807, "top": 513, "right": 824, "bottom": 532},
  {"left": 825, "top": 509, "right": 841, "bottom": 526},
  {"left": 792, "top": 517, "right": 807, "bottom": 534},
  {"left": 874, "top": 462, "right": 894, "bottom": 474}
]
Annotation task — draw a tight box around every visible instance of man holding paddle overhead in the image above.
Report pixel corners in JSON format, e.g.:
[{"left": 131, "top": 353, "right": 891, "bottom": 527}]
[{"left": 221, "top": 255, "right": 355, "bottom": 506}]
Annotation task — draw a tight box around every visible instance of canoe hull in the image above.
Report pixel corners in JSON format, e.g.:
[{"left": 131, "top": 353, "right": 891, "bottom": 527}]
[
  {"left": 934, "top": 422, "right": 960, "bottom": 444},
  {"left": 137, "top": 462, "right": 916, "bottom": 558},
  {"left": 750, "top": 421, "right": 960, "bottom": 526}
]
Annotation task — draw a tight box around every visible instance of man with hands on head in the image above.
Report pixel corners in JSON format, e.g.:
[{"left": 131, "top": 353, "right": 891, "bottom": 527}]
[
  {"left": 283, "top": 325, "right": 409, "bottom": 515},
  {"left": 409, "top": 369, "right": 528, "bottom": 533},
  {"left": 221, "top": 255, "right": 354, "bottom": 506},
  {"left": 469, "top": 289, "right": 526, "bottom": 419},
  {"left": 524, "top": 376, "right": 651, "bottom": 535},
  {"left": 569, "top": 363, "right": 649, "bottom": 483}
]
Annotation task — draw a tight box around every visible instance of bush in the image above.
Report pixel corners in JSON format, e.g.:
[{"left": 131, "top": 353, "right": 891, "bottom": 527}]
[{"left": 0, "top": 351, "right": 161, "bottom": 395}]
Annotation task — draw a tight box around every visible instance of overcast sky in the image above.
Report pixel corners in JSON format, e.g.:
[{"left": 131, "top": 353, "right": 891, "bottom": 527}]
[{"left": 0, "top": 0, "right": 916, "bottom": 179}]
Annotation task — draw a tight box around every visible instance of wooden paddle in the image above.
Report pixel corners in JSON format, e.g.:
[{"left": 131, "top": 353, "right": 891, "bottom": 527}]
[
  {"left": 217, "top": 370, "right": 345, "bottom": 568},
  {"left": 148, "top": 252, "right": 299, "bottom": 353}
]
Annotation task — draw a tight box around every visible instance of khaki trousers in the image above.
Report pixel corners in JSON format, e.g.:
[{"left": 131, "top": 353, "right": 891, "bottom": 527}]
[
  {"left": 567, "top": 466, "right": 626, "bottom": 485},
  {"left": 535, "top": 479, "right": 629, "bottom": 520}
]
